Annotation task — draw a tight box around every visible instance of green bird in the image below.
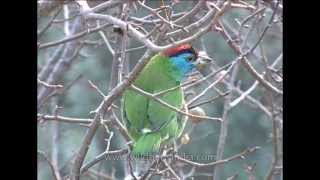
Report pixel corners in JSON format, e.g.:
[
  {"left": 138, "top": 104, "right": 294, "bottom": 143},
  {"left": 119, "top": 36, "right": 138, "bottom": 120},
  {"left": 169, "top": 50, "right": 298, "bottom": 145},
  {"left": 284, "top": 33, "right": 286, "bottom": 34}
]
[{"left": 122, "top": 44, "right": 212, "bottom": 155}]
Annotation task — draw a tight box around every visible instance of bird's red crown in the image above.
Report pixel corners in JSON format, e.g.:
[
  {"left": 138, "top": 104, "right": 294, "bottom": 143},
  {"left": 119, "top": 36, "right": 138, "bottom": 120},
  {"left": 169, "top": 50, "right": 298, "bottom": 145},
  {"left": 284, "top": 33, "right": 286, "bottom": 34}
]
[{"left": 162, "top": 44, "right": 198, "bottom": 58}]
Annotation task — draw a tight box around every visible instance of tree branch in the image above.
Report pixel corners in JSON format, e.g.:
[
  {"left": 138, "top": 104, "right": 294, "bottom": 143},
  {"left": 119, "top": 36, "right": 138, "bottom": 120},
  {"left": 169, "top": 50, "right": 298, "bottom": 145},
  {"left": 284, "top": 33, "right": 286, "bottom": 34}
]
[
  {"left": 80, "top": 148, "right": 129, "bottom": 174},
  {"left": 38, "top": 114, "right": 92, "bottom": 124},
  {"left": 39, "top": 23, "right": 112, "bottom": 49},
  {"left": 176, "top": 146, "right": 260, "bottom": 168},
  {"left": 217, "top": 18, "right": 282, "bottom": 95},
  {"left": 38, "top": 150, "right": 61, "bottom": 180},
  {"left": 82, "top": 0, "right": 230, "bottom": 52},
  {"left": 70, "top": 49, "right": 154, "bottom": 180},
  {"left": 130, "top": 85, "right": 222, "bottom": 123}
]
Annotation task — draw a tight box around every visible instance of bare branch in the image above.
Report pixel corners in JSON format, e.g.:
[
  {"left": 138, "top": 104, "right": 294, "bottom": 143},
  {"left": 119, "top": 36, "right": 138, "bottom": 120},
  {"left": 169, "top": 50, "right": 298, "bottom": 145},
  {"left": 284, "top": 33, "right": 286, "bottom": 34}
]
[
  {"left": 137, "top": 1, "right": 182, "bottom": 29},
  {"left": 38, "top": 41, "right": 84, "bottom": 107},
  {"left": 188, "top": 91, "right": 230, "bottom": 110},
  {"left": 88, "top": 80, "right": 106, "bottom": 98},
  {"left": 176, "top": 146, "right": 260, "bottom": 168},
  {"left": 161, "top": 159, "right": 181, "bottom": 180},
  {"left": 38, "top": 79, "right": 63, "bottom": 89},
  {"left": 80, "top": 148, "right": 129, "bottom": 174},
  {"left": 217, "top": 19, "right": 282, "bottom": 95},
  {"left": 51, "top": 104, "right": 62, "bottom": 180},
  {"left": 82, "top": 0, "right": 230, "bottom": 52},
  {"left": 38, "top": 150, "right": 61, "bottom": 180},
  {"left": 213, "top": 50, "right": 241, "bottom": 179},
  {"left": 39, "top": 23, "right": 112, "bottom": 49},
  {"left": 38, "top": 44, "right": 65, "bottom": 82},
  {"left": 70, "top": 49, "right": 154, "bottom": 180},
  {"left": 237, "top": 7, "right": 266, "bottom": 41},
  {"left": 187, "top": 58, "right": 237, "bottom": 106},
  {"left": 173, "top": 0, "right": 205, "bottom": 24},
  {"left": 38, "top": 114, "right": 92, "bottom": 124},
  {"left": 38, "top": 6, "right": 63, "bottom": 37},
  {"left": 98, "top": 30, "right": 115, "bottom": 55},
  {"left": 130, "top": 85, "right": 222, "bottom": 123},
  {"left": 88, "top": 0, "right": 122, "bottom": 13},
  {"left": 38, "top": 74, "right": 83, "bottom": 109},
  {"left": 153, "top": 79, "right": 198, "bottom": 97},
  {"left": 229, "top": 81, "right": 259, "bottom": 108}
]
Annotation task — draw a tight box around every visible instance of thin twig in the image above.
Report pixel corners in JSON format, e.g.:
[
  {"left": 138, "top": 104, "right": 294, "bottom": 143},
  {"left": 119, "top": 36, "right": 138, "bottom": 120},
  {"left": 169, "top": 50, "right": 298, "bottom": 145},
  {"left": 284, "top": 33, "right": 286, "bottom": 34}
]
[
  {"left": 38, "top": 150, "right": 61, "bottom": 180},
  {"left": 176, "top": 146, "right": 260, "bottom": 168},
  {"left": 128, "top": 157, "right": 138, "bottom": 180},
  {"left": 110, "top": 110, "right": 132, "bottom": 143},
  {"left": 229, "top": 50, "right": 282, "bottom": 109},
  {"left": 264, "top": 3, "right": 282, "bottom": 179},
  {"left": 130, "top": 85, "right": 222, "bottom": 122},
  {"left": 84, "top": 0, "right": 230, "bottom": 52},
  {"left": 38, "top": 44, "right": 65, "bottom": 82},
  {"left": 137, "top": 1, "right": 182, "bottom": 29},
  {"left": 188, "top": 91, "right": 230, "bottom": 110},
  {"left": 80, "top": 149, "right": 129, "bottom": 174},
  {"left": 173, "top": 0, "right": 205, "bottom": 24},
  {"left": 227, "top": 173, "right": 239, "bottom": 180},
  {"left": 88, "top": 80, "right": 106, "bottom": 98},
  {"left": 52, "top": 13, "right": 78, "bottom": 23},
  {"left": 98, "top": 30, "right": 115, "bottom": 55},
  {"left": 213, "top": 51, "right": 241, "bottom": 180},
  {"left": 229, "top": 81, "right": 259, "bottom": 108},
  {"left": 140, "top": 159, "right": 159, "bottom": 180},
  {"left": 39, "top": 23, "right": 111, "bottom": 49},
  {"left": 184, "top": 61, "right": 234, "bottom": 91},
  {"left": 167, "top": 1, "right": 217, "bottom": 38},
  {"left": 38, "top": 114, "right": 92, "bottom": 124},
  {"left": 123, "top": 45, "right": 146, "bottom": 54},
  {"left": 86, "top": 169, "right": 114, "bottom": 180},
  {"left": 51, "top": 104, "right": 62, "bottom": 180},
  {"left": 38, "top": 79, "right": 63, "bottom": 89},
  {"left": 38, "top": 39, "right": 84, "bottom": 104},
  {"left": 118, "top": 4, "right": 129, "bottom": 83},
  {"left": 217, "top": 19, "right": 282, "bottom": 95},
  {"left": 232, "top": 84, "right": 272, "bottom": 117},
  {"left": 187, "top": 59, "right": 237, "bottom": 106},
  {"left": 161, "top": 159, "right": 180, "bottom": 180},
  {"left": 153, "top": 79, "right": 198, "bottom": 97},
  {"left": 237, "top": 7, "right": 266, "bottom": 41},
  {"left": 38, "top": 6, "right": 63, "bottom": 37},
  {"left": 89, "top": 0, "right": 122, "bottom": 13}
]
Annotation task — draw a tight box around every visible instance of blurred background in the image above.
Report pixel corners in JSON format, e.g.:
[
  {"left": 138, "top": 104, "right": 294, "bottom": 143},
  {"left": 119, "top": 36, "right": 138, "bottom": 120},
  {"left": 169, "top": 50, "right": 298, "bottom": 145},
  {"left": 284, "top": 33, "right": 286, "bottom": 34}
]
[{"left": 38, "top": 0, "right": 282, "bottom": 179}]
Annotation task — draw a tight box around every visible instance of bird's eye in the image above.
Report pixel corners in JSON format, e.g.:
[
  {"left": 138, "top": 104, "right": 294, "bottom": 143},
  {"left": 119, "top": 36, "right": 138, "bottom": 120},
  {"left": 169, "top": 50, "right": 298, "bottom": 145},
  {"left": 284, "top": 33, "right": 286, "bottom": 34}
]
[{"left": 187, "top": 56, "right": 194, "bottom": 62}]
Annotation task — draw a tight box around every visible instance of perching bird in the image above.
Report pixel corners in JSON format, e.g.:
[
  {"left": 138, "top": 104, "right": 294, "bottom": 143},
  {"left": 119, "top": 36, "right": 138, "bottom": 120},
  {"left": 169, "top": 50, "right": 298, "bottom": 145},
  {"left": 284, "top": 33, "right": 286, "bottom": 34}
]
[{"left": 122, "top": 44, "right": 212, "bottom": 155}]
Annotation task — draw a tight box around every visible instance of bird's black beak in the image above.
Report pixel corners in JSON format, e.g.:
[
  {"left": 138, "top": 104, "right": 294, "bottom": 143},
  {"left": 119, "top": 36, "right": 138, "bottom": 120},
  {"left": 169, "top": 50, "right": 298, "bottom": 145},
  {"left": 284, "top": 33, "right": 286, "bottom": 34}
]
[{"left": 194, "top": 51, "right": 214, "bottom": 70}]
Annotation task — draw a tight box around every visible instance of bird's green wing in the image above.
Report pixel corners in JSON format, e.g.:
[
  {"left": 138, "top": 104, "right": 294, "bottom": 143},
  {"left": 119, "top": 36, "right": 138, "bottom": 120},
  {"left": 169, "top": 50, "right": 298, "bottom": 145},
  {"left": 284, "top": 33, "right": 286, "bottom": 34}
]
[
  {"left": 122, "top": 89, "right": 149, "bottom": 141},
  {"left": 147, "top": 88, "right": 183, "bottom": 138}
]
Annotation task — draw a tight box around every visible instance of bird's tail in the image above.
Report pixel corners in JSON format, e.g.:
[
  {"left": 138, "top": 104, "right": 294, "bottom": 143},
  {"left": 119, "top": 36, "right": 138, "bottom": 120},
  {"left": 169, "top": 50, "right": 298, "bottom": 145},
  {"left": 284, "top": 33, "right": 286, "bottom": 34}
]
[{"left": 132, "top": 132, "right": 162, "bottom": 157}]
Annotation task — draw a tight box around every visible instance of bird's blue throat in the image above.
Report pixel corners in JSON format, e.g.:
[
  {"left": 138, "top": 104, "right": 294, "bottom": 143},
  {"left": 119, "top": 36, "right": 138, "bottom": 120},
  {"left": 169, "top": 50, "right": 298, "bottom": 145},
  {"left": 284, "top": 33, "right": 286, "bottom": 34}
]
[{"left": 169, "top": 52, "right": 195, "bottom": 82}]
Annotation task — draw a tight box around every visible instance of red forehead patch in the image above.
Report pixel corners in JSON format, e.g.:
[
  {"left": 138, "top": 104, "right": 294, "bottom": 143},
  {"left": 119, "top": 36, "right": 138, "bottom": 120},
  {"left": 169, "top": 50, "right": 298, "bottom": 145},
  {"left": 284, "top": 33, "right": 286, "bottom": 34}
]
[{"left": 162, "top": 44, "right": 198, "bottom": 58}]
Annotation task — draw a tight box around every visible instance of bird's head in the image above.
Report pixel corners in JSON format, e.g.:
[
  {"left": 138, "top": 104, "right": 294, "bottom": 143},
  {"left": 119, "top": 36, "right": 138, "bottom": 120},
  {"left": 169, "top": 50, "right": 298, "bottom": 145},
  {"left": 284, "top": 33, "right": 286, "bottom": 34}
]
[{"left": 162, "top": 44, "right": 213, "bottom": 79}]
